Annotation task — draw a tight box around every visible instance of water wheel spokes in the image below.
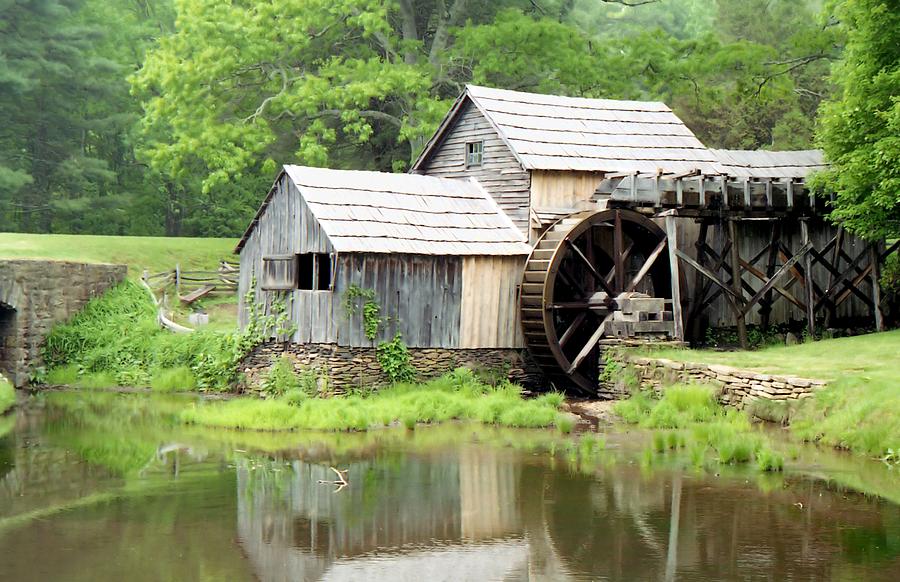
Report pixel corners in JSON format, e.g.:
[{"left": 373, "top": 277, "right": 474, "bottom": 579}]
[{"left": 520, "top": 209, "right": 672, "bottom": 394}]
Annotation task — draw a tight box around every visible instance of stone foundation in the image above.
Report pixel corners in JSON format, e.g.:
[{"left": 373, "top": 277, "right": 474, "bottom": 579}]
[
  {"left": 0, "top": 260, "right": 127, "bottom": 386},
  {"left": 240, "top": 342, "right": 543, "bottom": 394},
  {"left": 600, "top": 350, "right": 827, "bottom": 410}
]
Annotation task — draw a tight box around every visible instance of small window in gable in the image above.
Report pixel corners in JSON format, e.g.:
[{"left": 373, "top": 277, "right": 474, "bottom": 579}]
[
  {"left": 466, "top": 141, "right": 484, "bottom": 167},
  {"left": 260, "top": 255, "right": 296, "bottom": 290},
  {"left": 296, "top": 253, "right": 334, "bottom": 291}
]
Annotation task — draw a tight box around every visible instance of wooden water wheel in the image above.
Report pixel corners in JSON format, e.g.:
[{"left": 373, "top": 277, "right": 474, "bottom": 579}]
[{"left": 520, "top": 209, "right": 673, "bottom": 394}]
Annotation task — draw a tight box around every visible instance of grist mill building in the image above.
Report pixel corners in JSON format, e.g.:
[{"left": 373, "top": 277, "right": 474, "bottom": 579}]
[{"left": 237, "top": 86, "right": 892, "bottom": 394}]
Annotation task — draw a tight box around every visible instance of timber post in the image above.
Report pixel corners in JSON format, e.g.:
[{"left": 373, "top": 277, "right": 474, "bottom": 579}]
[
  {"left": 665, "top": 214, "right": 685, "bottom": 342},
  {"left": 728, "top": 219, "right": 749, "bottom": 349},
  {"left": 800, "top": 219, "right": 816, "bottom": 337}
]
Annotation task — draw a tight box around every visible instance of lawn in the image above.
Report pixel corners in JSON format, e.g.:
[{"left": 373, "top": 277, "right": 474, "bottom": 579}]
[
  {"left": 0, "top": 232, "right": 237, "bottom": 278},
  {"left": 638, "top": 331, "right": 900, "bottom": 456}
]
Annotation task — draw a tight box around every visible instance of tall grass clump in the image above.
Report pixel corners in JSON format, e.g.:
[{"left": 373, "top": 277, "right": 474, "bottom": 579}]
[
  {"left": 615, "top": 384, "right": 717, "bottom": 429},
  {"left": 181, "top": 368, "right": 567, "bottom": 432},
  {"left": 41, "top": 281, "right": 268, "bottom": 391},
  {"left": 150, "top": 367, "right": 197, "bottom": 393},
  {"left": 0, "top": 376, "right": 15, "bottom": 414}
]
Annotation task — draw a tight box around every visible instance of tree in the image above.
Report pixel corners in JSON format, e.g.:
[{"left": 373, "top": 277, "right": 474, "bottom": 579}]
[{"left": 814, "top": 0, "right": 900, "bottom": 239}]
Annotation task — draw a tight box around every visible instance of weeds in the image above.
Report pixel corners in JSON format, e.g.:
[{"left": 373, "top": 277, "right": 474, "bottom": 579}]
[
  {"left": 182, "top": 369, "right": 566, "bottom": 432},
  {"left": 150, "top": 367, "right": 197, "bottom": 393}
]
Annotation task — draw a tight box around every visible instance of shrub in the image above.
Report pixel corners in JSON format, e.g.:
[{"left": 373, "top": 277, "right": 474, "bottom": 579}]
[
  {"left": 556, "top": 414, "right": 575, "bottom": 434},
  {"left": 376, "top": 334, "right": 416, "bottom": 383}
]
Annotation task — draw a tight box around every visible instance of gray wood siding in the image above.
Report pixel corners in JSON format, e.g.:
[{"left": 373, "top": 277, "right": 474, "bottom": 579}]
[
  {"left": 238, "top": 174, "right": 334, "bottom": 329},
  {"left": 335, "top": 254, "right": 462, "bottom": 348},
  {"left": 675, "top": 220, "right": 873, "bottom": 330},
  {"left": 240, "top": 183, "right": 466, "bottom": 346},
  {"left": 417, "top": 100, "right": 531, "bottom": 233}
]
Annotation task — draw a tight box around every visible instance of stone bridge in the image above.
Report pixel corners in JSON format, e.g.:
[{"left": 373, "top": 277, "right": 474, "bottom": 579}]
[{"left": 0, "top": 260, "right": 126, "bottom": 386}]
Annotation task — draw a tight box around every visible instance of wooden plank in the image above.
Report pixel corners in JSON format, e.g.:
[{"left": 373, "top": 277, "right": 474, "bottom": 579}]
[
  {"left": 728, "top": 220, "right": 749, "bottom": 349},
  {"left": 566, "top": 313, "right": 613, "bottom": 374},
  {"left": 625, "top": 236, "right": 667, "bottom": 293},
  {"left": 675, "top": 249, "right": 743, "bottom": 306},
  {"left": 800, "top": 220, "right": 816, "bottom": 336},
  {"left": 666, "top": 215, "right": 685, "bottom": 342},
  {"left": 179, "top": 285, "right": 215, "bottom": 304}
]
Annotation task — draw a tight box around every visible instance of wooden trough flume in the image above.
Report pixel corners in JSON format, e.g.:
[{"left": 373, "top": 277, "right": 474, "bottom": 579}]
[{"left": 236, "top": 85, "right": 893, "bottom": 396}]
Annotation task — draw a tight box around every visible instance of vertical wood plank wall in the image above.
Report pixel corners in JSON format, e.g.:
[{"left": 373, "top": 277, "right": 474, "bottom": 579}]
[
  {"left": 416, "top": 100, "right": 532, "bottom": 233},
  {"left": 335, "top": 254, "right": 463, "bottom": 348},
  {"left": 459, "top": 256, "right": 525, "bottom": 348},
  {"left": 238, "top": 175, "right": 333, "bottom": 329}
]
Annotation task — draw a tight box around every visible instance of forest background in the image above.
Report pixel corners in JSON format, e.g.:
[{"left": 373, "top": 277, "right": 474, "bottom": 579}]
[{"left": 0, "top": 0, "right": 895, "bottom": 239}]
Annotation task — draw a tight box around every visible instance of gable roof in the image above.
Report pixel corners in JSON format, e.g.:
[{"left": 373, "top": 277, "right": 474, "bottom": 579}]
[
  {"left": 236, "top": 166, "right": 531, "bottom": 256},
  {"left": 413, "top": 84, "right": 721, "bottom": 175},
  {"left": 711, "top": 149, "right": 825, "bottom": 179}
]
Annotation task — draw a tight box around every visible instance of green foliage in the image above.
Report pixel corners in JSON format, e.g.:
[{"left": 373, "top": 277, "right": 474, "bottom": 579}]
[
  {"left": 0, "top": 377, "right": 15, "bottom": 414},
  {"left": 556, "top": 414, "right": 576, "bottom": 434},
  {"left": 182, "top": 370, "right": 563, "bottom": 432},
  {"left": 376, "top": 334, "right": 417, "bottom": 383},
  {"left": 42, "top": 280, "right": 279, "bottom": 392},
  {"left": 813, "top": 0, "right": 900, "bottom": 239},
  {"left": 260, "top": 356, "right": 299, "bottom": 399},
  {"left": 756, "top": 448, "right": 785, "bottom": 472},
  {"left": 343, "top": 285, "right": 383, "bottom": 341},
  {"left": 150, "top": 367, "right": 198, "bottom": 393}
]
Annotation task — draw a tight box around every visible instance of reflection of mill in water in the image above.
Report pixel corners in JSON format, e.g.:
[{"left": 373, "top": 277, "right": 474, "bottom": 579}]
[{"left": 235, "top": 447, "right": 571, "bottom": 581}]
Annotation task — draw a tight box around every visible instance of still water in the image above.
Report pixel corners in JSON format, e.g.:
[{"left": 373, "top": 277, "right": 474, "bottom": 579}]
[{"left": 0, "top": 392, "right": 898, "bottom": 581}]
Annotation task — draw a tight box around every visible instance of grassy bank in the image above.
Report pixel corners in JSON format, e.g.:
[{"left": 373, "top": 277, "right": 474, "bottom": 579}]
[
  {"left": 636, "top": 331, "right": 900, "bottom": 457},
  {"left": 0, "top": 232, "right": 236, "bottom": 278},
  {"left": 182, "top": 370, "right": 566, "bottom": 432},
  {"left": 0, "top": 376, "right": 15, "bottom": 414},
  {"left": 614, "top": 384, "right": 785, "bottom": 472},
  {"left": 42, "top": 281, "right": 253, "bottom": 391}
]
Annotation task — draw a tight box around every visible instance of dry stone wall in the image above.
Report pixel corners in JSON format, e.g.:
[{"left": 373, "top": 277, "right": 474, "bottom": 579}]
[
  {"left": 0, "top": 260, "right": 127, "bottom": 386},
  {"left": 601, "top": 351, "right": 827, "bottom": 410},
  {"left": 240, "top": 342, "right": 543, "bottom": 394}
]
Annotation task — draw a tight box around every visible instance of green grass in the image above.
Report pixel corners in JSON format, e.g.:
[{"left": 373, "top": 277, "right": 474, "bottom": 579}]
[
  {"left": 616, "top": 385, "right": 780, "bottom": 471},
  {"left": 0, "top": 376, "right": 15, "bottom": 414},
  {"left": 181, "top": 371, "right": 566, "bottom": 432},
  {"left": 150, "top": 367, "right": 198, "bottom": 392},
  {"left": 0, "top": 232, "right": 236, "bottom": 279},
  {"left": 637, "top": 331, "right": 900, "bottom": 457},
  {"left": 42, "top": 281, "right": 250, "bottom": 391}
]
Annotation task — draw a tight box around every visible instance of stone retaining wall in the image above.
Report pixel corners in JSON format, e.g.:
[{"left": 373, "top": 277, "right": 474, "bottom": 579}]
[
  {"left": 601, "top": 351, "right": 827, "bottom": 410},
  {"left": 0, "top": 260, "right": 127, "bottom": 386},
  {"left": 240, "top": 342, "right": 543, "bottom": 394}
]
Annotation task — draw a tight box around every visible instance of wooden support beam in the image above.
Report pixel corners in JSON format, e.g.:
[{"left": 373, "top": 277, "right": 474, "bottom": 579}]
[
  {"left": 675, "top": 249, "right": 744, "bottom": 306},
  {"left": 625, "top": 236, "right": 667, "bottom": 293},
  {"left": 759, "top": 223, "right": 781, "bottom": 329},
  {"left": 728, "top": 220, "right": 749, "bottom": 349},
  {"left": 665, "top": 215, "right": 685, "bottom": 342},
  {"left": 614, "top": 210, "right": 625, "bottom": 293},
  {"left": 566, "top": 314, "right": 613, "bottom": 374},
  {"left": 565, "top": 242, "right": 615, "bottom": 298},
  {"left": 558, "top": 312, "right": 589, "bottom": 349},
  {"left": 741, "top": 241, "right": 813, "bottom": 316},
  {"left": 800, "top": 220, "right": 816, "bottom": 337},
  {"left": 869, "top": 243, "right": 884, "bottom": 331},
  {"left": 739, "top": 259, "right": 806, "bottom": 310}
]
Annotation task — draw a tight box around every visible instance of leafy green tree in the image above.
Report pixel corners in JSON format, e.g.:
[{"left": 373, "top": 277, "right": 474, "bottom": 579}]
[{"left": 814, "top": 0, "right": 900, "bottom": 239}]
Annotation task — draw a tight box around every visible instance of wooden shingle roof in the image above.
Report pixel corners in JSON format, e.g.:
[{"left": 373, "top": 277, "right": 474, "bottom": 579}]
[
  {"left": 414, "top": 85, "right": 721, "bottom": 175},
  {"left": 711, "top": 149, "right": 825, "bottom": 179},
  {"left": 237, "top": 166, "right": 531, "bottom": 256}
]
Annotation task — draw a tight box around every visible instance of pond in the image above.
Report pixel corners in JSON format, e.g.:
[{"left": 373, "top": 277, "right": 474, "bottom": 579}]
[{"left": 0, "top": 392, "right": 898, "bottom": 581}]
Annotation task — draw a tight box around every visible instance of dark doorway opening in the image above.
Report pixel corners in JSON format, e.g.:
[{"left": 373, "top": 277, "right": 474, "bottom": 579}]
[{"left": 0, "top": 303, "right": 16, "bottom": 384}]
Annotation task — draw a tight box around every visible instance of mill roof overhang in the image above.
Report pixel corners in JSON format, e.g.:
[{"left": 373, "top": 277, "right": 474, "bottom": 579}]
[{"left": 235, "top": 165, "right": 532, "bottom": 256}]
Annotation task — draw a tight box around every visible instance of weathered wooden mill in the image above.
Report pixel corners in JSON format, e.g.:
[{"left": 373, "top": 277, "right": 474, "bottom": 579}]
[{"left": 238, "top": 85, "right": 893, "bottom": 394}]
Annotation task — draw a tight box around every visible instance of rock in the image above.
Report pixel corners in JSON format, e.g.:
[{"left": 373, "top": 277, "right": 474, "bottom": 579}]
[{"left": 785, "top": 332, "right": 800, "bottom": 345}]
